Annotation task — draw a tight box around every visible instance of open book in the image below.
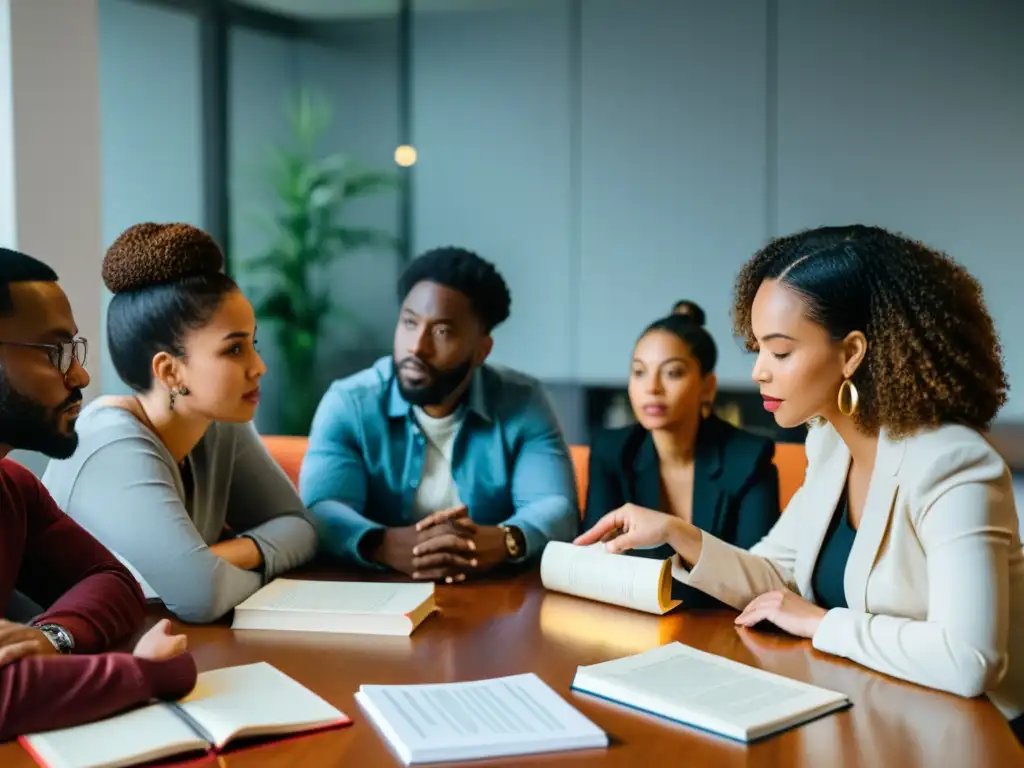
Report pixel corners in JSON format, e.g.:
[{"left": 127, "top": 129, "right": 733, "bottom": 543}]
[
  {"left": 230, "top": 578, "right": 437, "bottom": 636},
  {"left": 571, "top": 642, "right": 850, "bottom": 742},
  {"left": 356, "top": 673, "right": 608, "bottom": 764},
  {"left": 540, "top": 541, "right": 680, "bottom": 615},
  {"left": 20, "top": 662, "right": 350, "bottom": 768}
]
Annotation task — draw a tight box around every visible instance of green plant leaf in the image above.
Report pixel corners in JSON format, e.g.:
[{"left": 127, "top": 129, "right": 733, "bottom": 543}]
[
  {"left": 253, "top": 289, "right": 298, "bottom": 323},
  {"left": 342, "top": 171, "right": 400, "bottom": 200},
  {"left": 244, "top": 87, "right": 400, "bottom": 433}
]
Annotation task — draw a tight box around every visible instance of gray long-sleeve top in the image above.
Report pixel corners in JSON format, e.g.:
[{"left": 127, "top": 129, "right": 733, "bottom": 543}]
[{"left": 41, "top": 404, "right": 318, "bottom": 623}]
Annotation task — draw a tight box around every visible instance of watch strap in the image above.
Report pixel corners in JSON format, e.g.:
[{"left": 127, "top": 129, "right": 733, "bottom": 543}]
[{"left": 35, "top": 623, "right": 74, "bottom": 654}]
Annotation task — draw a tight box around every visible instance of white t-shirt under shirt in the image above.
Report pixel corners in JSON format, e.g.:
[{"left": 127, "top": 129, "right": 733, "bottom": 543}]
[{"left": 411, "top": 406, "right": 463, "bottom": 519}]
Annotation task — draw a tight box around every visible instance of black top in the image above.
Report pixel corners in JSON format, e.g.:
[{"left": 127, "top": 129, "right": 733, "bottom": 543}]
[
  {"left": 583, "top": 416, "right": 781, "bottom": 607},
  {"left": 810, "top": 487, "right": 857, "bottom": 610}
]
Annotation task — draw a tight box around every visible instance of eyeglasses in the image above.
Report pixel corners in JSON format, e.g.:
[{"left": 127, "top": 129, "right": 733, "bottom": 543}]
[{"left": 0, "top": 338, "right": 88, "bottom": 376}]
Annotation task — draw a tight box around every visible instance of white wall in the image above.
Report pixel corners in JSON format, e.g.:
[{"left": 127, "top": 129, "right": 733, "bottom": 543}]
[
  {"left": 412, "top": 0, "right": 576, "bottom": 380},
  {"left": 578, "top": 0, "right": 767, "bottom": 384},
  {"left": 412, "top": 0, "right": 1024, "bottom": 417},
  {"left": 775, "top": 0, "right": 1024, "bottom": 414},
  {"left": 2, "top": 0, "right": 103, "bottom": 474},
  {"left": 98, "top": 0, "right": 204, "bottom": 395}
]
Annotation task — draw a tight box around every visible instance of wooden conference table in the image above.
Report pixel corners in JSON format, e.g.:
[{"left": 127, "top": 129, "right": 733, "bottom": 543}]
[{"left": 4, "top": 569, "right": 1022, "bottom": 767}]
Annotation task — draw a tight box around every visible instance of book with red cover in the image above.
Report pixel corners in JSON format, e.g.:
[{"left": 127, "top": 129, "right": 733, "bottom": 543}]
[{"left": 19, "top": 662, "right": 350, "bottom": 768}]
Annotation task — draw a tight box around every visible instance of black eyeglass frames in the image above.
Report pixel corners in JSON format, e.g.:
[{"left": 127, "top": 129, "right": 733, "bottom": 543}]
[{"left": 0, "top": 337, "right": 88, "bottom": 376}]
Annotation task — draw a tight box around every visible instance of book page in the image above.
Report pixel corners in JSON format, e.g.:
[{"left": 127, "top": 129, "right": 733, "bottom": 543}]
[
  {"left": 575, "top": 642, "right": 847, "bottom": 730},
  {"left": 23, "top": 703, "right": 206, "bottom": 768},
  {"left": 357, "top": 673, "right": 606, "bottom": 758},
  {"left": 540, "top": 541, "right": 680, "bottom": 614},
  {"left": 178, "top": 662, "right": 347, "bottom": 749},
  {"left": 234, "top": 579, "right": 433, "bottom": 615}
]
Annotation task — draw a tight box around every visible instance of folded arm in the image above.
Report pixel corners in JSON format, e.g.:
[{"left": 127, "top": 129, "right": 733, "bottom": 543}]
[
  {"left": 300, "top": 386, "right": 379, "bottom": 567},
  {"left": 812, "top": 480, "right": 1014, "bottom": 698},
  {"left": 0, "top": 652, "right": 196, "bottom": 741},
  {"left": 67, "top": 437, "right": 266, "bottom": 624},
  {"left": 223, "top": 424, "right": 318, "bottom": 578},
  {"left": 16, "top": 473, "right": 145, "bottom": 651}
]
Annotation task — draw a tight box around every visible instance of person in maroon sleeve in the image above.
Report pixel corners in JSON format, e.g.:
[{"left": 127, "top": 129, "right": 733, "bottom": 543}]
[{"left": 0, "top": 247, "right": 198, "bottom": 740}]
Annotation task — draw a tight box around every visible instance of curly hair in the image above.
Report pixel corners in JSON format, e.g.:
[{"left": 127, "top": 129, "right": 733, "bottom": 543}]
[
  {"left": 732, "top": 224, "right": 1008, "bottom": 438},
  {"left": 104, "top": 223, "right": 237, "bottom": 392},
  {"left": 102, "top": 222, "right": 223, "bottom": 294},
  {"left": 398, "top": 247, "right": 511, "bottom": 332}
]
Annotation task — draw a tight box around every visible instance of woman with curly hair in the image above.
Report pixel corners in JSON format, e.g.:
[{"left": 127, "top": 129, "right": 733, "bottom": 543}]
[
  {"left": 578, "top": 225, "right": 1024, "bottom": 740},
  {"left": 42, "top": 223, "right": 317, "bottom": 623}
]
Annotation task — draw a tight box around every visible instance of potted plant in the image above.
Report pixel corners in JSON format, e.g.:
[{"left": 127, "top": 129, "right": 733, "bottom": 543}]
[{"left": 242, "top": 90, "right": 399, "bottom": 436}]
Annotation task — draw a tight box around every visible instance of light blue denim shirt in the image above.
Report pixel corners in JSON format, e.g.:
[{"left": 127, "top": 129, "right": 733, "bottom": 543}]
[{"left": 300, "top": 357, "right": 579, "bottom": 566}]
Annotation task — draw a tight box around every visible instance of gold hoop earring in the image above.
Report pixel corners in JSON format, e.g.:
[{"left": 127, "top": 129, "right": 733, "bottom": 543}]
[
  {"left": 700, "top": 402, "right": 713, "bottom": 419},
  {"left": 837, "top": 378, "right": 859, "bottom": 417}
]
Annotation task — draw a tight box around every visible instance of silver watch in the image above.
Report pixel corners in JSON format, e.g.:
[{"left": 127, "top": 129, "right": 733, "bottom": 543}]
[{"left": 36, "top": 623, "right": 74, "bottom": 654}]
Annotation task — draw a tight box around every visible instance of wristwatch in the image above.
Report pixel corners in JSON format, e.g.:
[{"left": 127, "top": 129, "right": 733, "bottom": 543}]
[
  {"left": 500, "top": 525, "right": 525, "bottom": 560},
  {"left": 35, "top": 623, "right": 74, "bottom": 654}
]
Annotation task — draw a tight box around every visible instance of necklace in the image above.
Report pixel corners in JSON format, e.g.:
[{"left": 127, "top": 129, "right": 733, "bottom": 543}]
[{"left": 132, "top": 396, "right": 187, "bottom": 472}]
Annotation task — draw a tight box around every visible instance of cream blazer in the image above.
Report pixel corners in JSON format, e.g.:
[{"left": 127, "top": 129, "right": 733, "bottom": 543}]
[{"left": 674, "top": 421, "right": 1024, "bottom": 720}]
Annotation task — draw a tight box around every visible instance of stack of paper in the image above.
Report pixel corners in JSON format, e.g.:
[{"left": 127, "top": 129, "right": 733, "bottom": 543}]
[{"left": 356, "top": 673, "right": 608, "bottom": 764}]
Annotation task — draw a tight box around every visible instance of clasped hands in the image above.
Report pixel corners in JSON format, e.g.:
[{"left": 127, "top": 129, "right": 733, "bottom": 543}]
[
  {"left": 370, "top": 505, "right": 509, "bottom": 584},
  {"left": 575, "top": 502, "right": 827, "bottom": 639}
]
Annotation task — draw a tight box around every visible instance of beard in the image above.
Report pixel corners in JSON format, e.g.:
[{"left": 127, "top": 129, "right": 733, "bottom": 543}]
[
  {"left": 394, "top": 354, "right": 474, "bottom": 408},
  {"left": 0, "top": 368, "right": 81, "bottom": 459}
]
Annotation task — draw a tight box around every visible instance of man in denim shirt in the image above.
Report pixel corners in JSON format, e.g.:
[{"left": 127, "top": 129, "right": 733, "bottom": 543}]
[{"left": 300, "top": 247, "right": 578, "bottom": 582}]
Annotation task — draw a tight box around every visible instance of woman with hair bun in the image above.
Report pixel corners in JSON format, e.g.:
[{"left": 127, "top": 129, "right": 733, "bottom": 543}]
[
  {"left": 582, "top": 303, "right": 780, "bottom": 605},
  {"left": 43, "top": 223, "right": 317, "bottom": 623},
  {"left": 579, "top": 226, "right": 1024, "bottom": 742}
]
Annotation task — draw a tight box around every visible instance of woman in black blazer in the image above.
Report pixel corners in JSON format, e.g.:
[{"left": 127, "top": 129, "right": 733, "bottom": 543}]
[{"left": 583, "top": 309, "right": 780, "bottom": 603}]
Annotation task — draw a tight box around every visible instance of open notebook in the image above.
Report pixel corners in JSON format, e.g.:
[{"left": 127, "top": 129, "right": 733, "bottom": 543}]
[
  {"left": 572, "top": 642, "right": 850, "bottom": 742},
  {"left": 230, "top": 578, "right": 437, "bottom": 636},
  {"left": 356, "top": 673, "right": 608, "bottom": 764},
  {"left": 20, "top": 662, "right": 350, "bottom": 768},
  {"left": 540, "top": 541, "right": 680, "bottom": 615}
]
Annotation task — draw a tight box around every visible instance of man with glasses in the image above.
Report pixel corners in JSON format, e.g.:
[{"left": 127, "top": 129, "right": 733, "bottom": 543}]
[{"left": 0, "top": 247, "right": 197, "bottom": 739}]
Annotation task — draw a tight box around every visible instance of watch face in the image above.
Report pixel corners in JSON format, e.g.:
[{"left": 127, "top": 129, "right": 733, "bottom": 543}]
[
  {"left": 504, "top": 528, "right": 520, "bottom": 557},
  {"left": 38, "top": 624, "right": 73, "bottom": 654}
]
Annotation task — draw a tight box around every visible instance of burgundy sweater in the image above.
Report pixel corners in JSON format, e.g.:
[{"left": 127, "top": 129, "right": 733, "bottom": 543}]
[{"left": 0, "top": 459, "right": 197, "bottom": 740}]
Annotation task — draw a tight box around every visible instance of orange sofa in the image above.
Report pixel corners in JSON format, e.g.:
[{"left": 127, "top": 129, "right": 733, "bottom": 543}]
[{"left": 261, "top": 436, "right": 807, "bottom": 515}]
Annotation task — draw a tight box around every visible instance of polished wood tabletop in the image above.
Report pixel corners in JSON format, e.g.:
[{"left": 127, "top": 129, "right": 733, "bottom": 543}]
[{"left": 3, "top": 569, "right": 1022, "bottom": 767}]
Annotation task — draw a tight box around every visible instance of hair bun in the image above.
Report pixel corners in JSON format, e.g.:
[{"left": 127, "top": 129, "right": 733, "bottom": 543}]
[
  {"left": 102, "top": 223, "right": 224, "bottom": 294},
  {"left": 672, "top": 300, "right": 706, "bottom": 327}
]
